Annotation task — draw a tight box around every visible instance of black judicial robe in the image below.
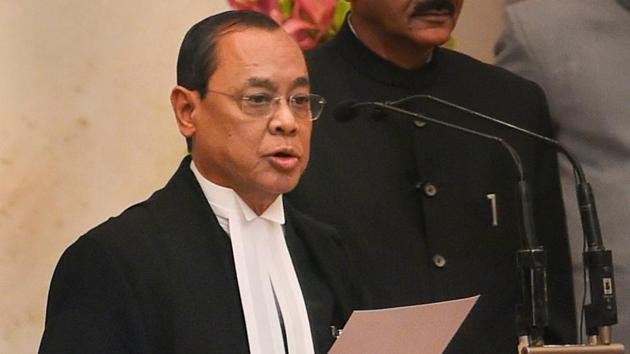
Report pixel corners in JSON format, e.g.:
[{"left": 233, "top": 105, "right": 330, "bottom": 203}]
[
  {"left": 40, "top": 156, "right": 359, "bottom": 354},
  {"left": 288, "top": 20, "right": 576, "bottom": 352}
]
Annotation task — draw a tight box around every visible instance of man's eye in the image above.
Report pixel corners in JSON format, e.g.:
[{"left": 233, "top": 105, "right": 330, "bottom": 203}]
[
  {"left": 291, "top": 95, "right": 311, "bottom": 106},
  {"left": 244, "top": 94, "right": 273, "bottom": 105}
]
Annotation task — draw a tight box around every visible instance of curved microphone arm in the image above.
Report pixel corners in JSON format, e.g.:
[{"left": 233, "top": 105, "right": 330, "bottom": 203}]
[
  {"left": 386, "top": 94, "right": 610, "bottom": 250},
  {"left": 361, "top": 101, "right": 526, "bottom": 183},
  {"left": 386, "top": 94, "right": 587, "bottom": 184},
  {"left": 347, "top": 100, "right": 548, "bottom": 343},
  {"left": 386, "top": 94, "right": 619, "bottom": 344}
]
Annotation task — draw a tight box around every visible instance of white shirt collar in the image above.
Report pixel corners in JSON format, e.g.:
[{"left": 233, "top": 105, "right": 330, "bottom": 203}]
[{"left": 189, "top": 158, "right": 313, "bottom": 354}]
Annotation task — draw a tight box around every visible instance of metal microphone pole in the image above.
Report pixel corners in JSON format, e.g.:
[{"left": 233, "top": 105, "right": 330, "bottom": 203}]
[
  {"left": 386, "top": 95, "right": 624, "bottom": 354},
  {"left": 344, "top": 101, "right": 551, "bottom": 348}
]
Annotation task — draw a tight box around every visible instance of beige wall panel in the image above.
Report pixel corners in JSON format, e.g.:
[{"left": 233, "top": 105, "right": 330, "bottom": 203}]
[{"left": 0, "top": 1, "right": 229, "bottom": 353}]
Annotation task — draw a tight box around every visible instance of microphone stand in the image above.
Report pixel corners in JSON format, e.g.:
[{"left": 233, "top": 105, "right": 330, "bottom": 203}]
[
  {"left": 386, "top": 95, "right": 624, "bottom": 354},
  {"left": 350, "top": 101, "right": 551, "bottom": 349}
]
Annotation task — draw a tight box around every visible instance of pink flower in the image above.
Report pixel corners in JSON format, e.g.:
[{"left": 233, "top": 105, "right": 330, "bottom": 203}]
[
  {"left": 284, "top": 0, "right": 337, "bottom": 49},
  {"left": 228, "top": 0, "right": 339, "bottom": 50},
  {"left": 294, "top": 0, "right": 337, "bottom": 34}
]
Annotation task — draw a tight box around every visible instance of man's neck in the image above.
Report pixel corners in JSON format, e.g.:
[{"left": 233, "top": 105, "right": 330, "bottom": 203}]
[
  {"left": 190, "top": 158, "right": 280, "bottom": 217},
  {"left": 348, "top": 15, "right": 434, "bottom": 70},
  {"left": 236, "top": 191, "right": 279, "bottom": 217}
]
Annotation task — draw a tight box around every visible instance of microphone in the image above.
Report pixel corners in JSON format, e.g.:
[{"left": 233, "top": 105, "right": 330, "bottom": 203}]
[
  {"left": 333, "top": 100, "right": 388, "bottom": 122},
  {"left": 334, "top": 99, "right": 550, "bottom": 342},
  {"left": 333, "top": 100, "right": 519, "bottom": 178},
  {"left": 384, "top": 94, "right": 618, "bottom": 344},
  {"left": 333, "top": 100, "right": 535, "bottom": 241},
  {"left": 384, "top": 95, "right": 596, "bottom": 245},
  {"left": 332, "top": 101, "right": 359, "bottom": 121}
]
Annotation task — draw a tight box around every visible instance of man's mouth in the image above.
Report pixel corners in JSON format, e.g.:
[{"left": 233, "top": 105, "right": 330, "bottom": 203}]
[
  {"left": 273, "top": 151, "right": 295, "bottom": 158},
  {"left": 412, "top": 0, "right": 456, "bottom": 17},
  {"left": 266, "top": 148, "right": 301, "bottom": 171}
]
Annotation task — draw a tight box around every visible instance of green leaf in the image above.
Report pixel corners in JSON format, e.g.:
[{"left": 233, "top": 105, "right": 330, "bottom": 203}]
[
  {"left": 445, "top": 36, "right": 456, "bottom": 49},
  {"left": 279, "top": 0, "right": 293, "bottom": 18},
  {"left": 333, "top": 1, "right": 351, "bottom": 32}
]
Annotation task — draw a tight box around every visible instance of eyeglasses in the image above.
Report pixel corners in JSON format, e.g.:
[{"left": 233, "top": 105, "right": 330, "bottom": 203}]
[{"left": 207, "top": 89, "right": 326, "bottom": 121}]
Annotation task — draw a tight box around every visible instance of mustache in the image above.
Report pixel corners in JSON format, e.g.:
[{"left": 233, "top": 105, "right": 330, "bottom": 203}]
[{"left": 412, "top": 0, "right": 456, "bottom": 16}]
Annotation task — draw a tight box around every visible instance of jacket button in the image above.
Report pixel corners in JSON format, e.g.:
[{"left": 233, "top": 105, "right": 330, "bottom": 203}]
[
  {"left": 414, "top": 119, "right": 427, "bottom": 128},
  {"left": 423, "top": 183, "right": 438, "bottom": 197},
  {"left": 433, "top": 254, "right": 447, "bottom": 268}
]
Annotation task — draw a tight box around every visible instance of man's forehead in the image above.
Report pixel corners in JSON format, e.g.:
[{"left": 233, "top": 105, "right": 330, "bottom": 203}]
[
  {"left": 212, "top": 26, "right": 308, "bottom": 90},
  {"left": 216, "top": 27, "right": 297, "bottom": 61}
]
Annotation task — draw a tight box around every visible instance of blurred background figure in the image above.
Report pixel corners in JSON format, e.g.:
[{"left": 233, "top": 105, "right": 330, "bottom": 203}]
[{"left": 496, "top": 0, "right": 630, "bottom": 346}]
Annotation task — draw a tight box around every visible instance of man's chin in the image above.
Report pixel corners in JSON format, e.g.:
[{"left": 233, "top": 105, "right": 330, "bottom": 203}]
[
  {"left": 263, "top": 175, "right": 302, "bottom": 196},
  {"left": 409, "top": 26, "right": 454, "bottom": 47}
]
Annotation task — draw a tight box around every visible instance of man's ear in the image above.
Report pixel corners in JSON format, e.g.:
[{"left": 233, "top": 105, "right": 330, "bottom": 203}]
[{"left": 171, "top": 85, "right": 200, "bottom": 139}]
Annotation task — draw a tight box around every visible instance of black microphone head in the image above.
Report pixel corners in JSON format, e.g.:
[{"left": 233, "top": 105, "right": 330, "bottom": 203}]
[
  {"left": 333, "top": 100, "right": 360, "bottom": 122},
  {"left": 333, "top": 100, "right": 388, "bottom": 122}
]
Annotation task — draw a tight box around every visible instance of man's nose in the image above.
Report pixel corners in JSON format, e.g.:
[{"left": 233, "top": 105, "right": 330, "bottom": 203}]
[{"left": 268, "top": 99, "right": 299, "bottom": 136}]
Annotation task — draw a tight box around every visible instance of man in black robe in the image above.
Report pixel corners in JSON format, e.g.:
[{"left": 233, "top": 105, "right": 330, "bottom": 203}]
[
  {"left": 39, "top": 11, "right": 359, "bottom": 354},
  {"left": 288, "top": 0, "right": 576, "bottom": 352}
]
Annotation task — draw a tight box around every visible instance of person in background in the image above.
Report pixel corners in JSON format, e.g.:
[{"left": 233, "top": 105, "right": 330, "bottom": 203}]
[
  {"left": 496, "top": 0, "right": 630, "bottom": 347},
  {"left": 288, "top": 0, "right": 576, "bottom": 352},
  {"left": 39, "top": 10, "right": 360, "bottom": 354}
]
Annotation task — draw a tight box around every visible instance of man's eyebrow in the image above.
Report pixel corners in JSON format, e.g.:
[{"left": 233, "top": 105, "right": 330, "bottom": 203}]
[
  {"left": 245, "top": 77, "right": 278, "bottom": 90},
  {"left": 244, "top": 77, "right": 310, "bottom": 91},
  {"left": 291, "top": 77, "right": 310, "bottom": 90}
]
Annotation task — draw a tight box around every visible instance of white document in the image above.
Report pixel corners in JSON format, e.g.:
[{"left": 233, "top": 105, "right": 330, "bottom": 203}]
[{"left": 329, "top": 295, "right": 479, "bottom": 354}]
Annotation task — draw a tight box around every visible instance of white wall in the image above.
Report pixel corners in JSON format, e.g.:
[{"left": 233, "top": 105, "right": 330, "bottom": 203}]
[{"left": 0, "top": 1, "right": 506, "bottom": 352}]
